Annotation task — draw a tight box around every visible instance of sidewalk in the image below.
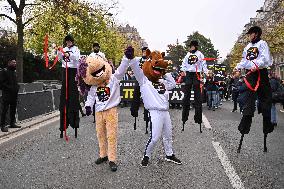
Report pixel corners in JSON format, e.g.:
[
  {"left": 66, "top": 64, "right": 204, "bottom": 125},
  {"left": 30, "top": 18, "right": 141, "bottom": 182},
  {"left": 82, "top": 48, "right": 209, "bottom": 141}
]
[{"left": 0, "top": 111, "right": 60, "bottom": 138}]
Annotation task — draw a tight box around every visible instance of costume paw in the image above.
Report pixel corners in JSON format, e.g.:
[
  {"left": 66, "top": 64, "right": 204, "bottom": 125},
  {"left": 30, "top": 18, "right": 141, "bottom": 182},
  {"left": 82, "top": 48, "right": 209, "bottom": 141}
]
[{"left": 125, "top": 46, "right": 134, "bottom": 59}]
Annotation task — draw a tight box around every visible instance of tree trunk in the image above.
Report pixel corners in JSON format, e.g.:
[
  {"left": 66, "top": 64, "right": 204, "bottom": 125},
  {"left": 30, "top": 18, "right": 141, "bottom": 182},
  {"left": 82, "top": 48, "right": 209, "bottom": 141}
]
[{"left": 16, "top": 17, "right": 24, "bottom": 82}]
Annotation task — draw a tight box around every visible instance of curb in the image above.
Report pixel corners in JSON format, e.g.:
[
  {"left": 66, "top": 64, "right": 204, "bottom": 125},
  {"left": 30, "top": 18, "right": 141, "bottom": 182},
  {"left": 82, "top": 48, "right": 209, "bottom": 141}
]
[{"left": 0, "top": 111, "right": 60, "bottom": 139}]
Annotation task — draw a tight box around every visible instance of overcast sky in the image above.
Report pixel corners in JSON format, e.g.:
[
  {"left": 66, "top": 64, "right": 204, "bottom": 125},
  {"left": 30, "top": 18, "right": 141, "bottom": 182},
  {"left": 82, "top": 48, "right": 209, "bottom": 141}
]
[
  {"left": 116, "top": 0, "right": 266, "bottom": 58},
  {"left": 0, "top": 0, "right": 266, "bottom": 58}
]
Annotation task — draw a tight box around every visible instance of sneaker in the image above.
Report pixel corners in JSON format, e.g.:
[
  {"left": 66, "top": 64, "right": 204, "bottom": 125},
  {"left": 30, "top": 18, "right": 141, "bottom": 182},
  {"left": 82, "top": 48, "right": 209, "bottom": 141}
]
[
  {"left": 165, "top": 155, "right": 182, "bottom": 165},
  {"left": 9, "top": 124, "right": 21, "bottom": 128},
  {"left": 231, "top": 109, "right": 237, "bottom": 112},
  {"left": 280, "top": 110, "right": 284, "bottom": 113},
  {"left": 141, "top": 156, "right": 149, "bottom": 167},
  {"left": 109, "top": 161, "right": 118, "bottom": 172},
  {"left": 1, "top": 127, "right": 8, "bottom": 132},
  {"left": 95, "top": 156, "right": 108, "bottom": 164}
]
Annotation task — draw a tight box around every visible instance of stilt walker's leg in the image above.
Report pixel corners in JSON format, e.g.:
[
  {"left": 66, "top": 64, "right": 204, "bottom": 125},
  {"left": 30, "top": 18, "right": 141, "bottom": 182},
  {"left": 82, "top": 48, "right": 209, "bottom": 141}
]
[
  {"left": 145, "top": 121, "right": 148, "bottom": 134},
  {"left": 75, "top": 128, "right": 78, "bottom": 138},
  {"left": 60, "top": 130, "right": 63, "bottom": 138},
  {"left": 264, "top": 134, "right": 267, "bottom": 152},
  {"left": 237, "top": 134, "right": 244, "bottom": 153},
  {"left": 134, "top": 117, "right": 137, "bottom": 130},
  {"left": 182, "top": 122, "right": 185, "bottom": 132},
  {"left": 199, "top": 123, "right": 202, "bottom": 133}
]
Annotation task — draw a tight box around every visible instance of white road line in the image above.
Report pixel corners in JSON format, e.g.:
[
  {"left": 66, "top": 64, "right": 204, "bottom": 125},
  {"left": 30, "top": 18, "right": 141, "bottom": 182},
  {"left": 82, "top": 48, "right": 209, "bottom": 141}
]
[
  {"left": 212, "top": 141, "right": 245, "bottom": 189},
  {"left": 202, "top": 113, "right": 212, "bottom": 129},
  {"left": 0, "top": 117, "right": 59, "bottom": 145}
]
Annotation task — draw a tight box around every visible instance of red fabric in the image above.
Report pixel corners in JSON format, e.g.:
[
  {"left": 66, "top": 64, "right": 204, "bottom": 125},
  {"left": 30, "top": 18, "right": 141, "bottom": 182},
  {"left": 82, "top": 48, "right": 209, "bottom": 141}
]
[{"left": 244, "top": 61, "right": 260, "bottom": 92}]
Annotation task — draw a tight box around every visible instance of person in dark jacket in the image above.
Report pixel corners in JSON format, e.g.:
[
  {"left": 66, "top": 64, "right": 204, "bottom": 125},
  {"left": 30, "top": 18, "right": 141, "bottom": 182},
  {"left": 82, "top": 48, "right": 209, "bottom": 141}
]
[
  {"left": 269, "top": 73, "right": 281, "bottom": 127},
  {"left": 0, "top": 60, "right": 21, "bottom": 132},
  {"left": 237, "top": 76, "right": 247, "bottom": 114},
  {"left": 205, "top": 71, "right": 218, "bottom": 111},
  {"left": 230, "top": 70, "right": 240, "bottom": 112}
]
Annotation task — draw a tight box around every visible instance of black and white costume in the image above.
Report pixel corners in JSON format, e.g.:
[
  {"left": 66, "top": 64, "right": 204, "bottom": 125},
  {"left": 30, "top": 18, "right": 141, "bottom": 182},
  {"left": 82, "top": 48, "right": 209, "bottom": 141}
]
[
  {"left": 57, "top": 44, "right": 81, "bottom": 133},
  {"left": 130, "top": 58, "right": 176, "bottom": 158},
  {"left": 181, "top": 50, "right": 208, "bottom": 125}
]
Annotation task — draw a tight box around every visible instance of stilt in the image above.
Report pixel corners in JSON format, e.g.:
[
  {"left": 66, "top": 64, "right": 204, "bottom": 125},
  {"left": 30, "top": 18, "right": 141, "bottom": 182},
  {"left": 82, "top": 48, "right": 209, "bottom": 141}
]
[
  {"left": 60, "top": 130, "right": 63, "bottom": 138},
  {"left": 264, "top": 134, "right": 267, "bottom": 152},
  {"left": 134, "top": 117, "right": 137, "bottom": 130},
  {"left": 237, "top": 134, "right": 244, "bottom": 153},
  {"left": 182, "top": 122, "right": 185, "bottom": 132},
  {"left": 145, "top": 121, "right": 149, "bottom": 134},
  {"left": 199, "top": 123, "right": 202, "bottom": 133},
  {"left": 75, "top": 128, "right": 78, "bottom": 138}
]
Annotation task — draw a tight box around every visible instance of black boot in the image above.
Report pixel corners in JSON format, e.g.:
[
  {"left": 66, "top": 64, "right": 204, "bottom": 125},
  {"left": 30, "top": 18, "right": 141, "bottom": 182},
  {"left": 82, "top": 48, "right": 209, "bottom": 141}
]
[
  {"left": 95, "top": 156, "right": 108, "bottom": 164},
  {"left": 1, "top": 127, "right": 8, "bottom": 132},
  {"left": 109, "top": 161, "right": 118, "bottom": 172},
  {"left": 9, "top": 124, "right": 21, "bottom": 128}
]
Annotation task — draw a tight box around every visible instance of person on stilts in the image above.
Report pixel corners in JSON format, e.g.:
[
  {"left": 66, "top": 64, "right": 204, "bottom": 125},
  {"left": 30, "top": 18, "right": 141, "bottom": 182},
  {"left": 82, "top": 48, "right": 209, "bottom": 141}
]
[
  {"left": 181, "top": 40, "right": 208, "bottom": 132},
  {"left": 235, "top": 26, "right": 274, "bottom": 153},
  {"left": 56, "top": 34, "right": 81, "bottom": 139}
]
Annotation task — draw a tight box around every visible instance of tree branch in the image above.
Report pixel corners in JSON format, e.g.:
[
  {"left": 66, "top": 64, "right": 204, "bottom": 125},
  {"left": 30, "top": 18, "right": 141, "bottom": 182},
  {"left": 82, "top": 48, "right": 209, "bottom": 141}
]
[
  {"left": 0, "top": 14, "right": 16, "bottom": 24},
  {"left": 23, "top": 14, "right": 41, "bottom": 26},
  {"left": 7, "top": 0, "right": 18, "bottom": 13}
]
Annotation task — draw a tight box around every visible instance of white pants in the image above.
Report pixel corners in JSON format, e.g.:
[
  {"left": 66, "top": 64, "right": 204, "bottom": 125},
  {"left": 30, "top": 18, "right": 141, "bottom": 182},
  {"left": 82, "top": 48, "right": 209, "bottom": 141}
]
[{"left": 144, "top": 110, "right": 174, "bottom": 157}]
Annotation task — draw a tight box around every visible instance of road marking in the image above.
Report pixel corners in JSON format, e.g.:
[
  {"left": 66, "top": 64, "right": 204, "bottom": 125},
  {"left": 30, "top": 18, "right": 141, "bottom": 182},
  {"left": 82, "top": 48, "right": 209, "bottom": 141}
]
[
  {"left": 0, "top": 117, "right": 59, "bottom": 145},
  {"left": 202, "top": 113, "right": 212, "bottom": 129},
  {"left": 212, "top": 141, "right": 245, "bottom": 189}
]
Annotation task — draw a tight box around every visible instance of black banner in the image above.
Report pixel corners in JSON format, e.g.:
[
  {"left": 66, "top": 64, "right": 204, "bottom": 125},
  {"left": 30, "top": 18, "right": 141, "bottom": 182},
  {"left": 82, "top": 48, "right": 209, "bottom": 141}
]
[{"left": 119, "top": 80, "right": 193, "bottom": 103}]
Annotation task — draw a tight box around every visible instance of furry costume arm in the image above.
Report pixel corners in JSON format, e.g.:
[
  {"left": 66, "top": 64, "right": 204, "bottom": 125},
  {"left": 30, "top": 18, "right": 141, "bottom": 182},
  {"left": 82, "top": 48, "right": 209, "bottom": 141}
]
[
  {"left": 129, "top": 57, "right": 147, "bottom": 86},
  {"left": 113, "top": 56, "right": 130, "bottom": 81}
]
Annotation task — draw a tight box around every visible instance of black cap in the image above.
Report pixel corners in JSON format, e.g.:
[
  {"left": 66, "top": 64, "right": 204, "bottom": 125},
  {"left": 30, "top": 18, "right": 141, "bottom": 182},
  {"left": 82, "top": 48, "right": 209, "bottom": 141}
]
[
  {"left": 93, "top": 42, "right": 100, "bottom": 48},
  {"left": 141, "top": 47, "right": 148, "bottom": 51},
  {"left": 189, "top": 40, "right": 199, "bottom": 47},
  {"left": 64, "top": 34, "right": 74, "bottom": 43},
  {"left": 246, "top": 26, "right": 262, "bottom": 36}
]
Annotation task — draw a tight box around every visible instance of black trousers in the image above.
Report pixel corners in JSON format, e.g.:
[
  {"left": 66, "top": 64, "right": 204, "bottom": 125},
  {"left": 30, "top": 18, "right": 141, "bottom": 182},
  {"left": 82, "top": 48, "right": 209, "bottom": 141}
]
[
  {"left": 59, "top": 68, "right": 80, "bottom": 131},
  {"left": 182, "top": 72, "right": 202, "bottom": 124},
  {"left": 238, "top": 69, "right": 273, "bottom": 134},
  {"left": 1, "top": 99, "right": 17, "bottom": 127}
]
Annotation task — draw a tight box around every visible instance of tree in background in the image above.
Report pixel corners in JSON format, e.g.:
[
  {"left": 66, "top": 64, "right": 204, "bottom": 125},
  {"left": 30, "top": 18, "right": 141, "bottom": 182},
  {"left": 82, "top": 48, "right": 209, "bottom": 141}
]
[
  {"left": 184, "top": 31, "right": 219, "bottom": 58},
  {"left": 166, "top": 43, "right": 187, "bottom": 67},
  {"left": 0, "top": 0, "right": 48, "bottom": 82}
]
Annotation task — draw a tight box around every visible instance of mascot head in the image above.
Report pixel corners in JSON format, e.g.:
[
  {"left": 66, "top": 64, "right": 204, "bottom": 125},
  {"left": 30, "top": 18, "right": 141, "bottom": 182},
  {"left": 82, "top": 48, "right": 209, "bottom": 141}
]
[
  {"left": 142, "top": 49, "right": 168, "bottom": 82},
  {"left": 83, "top": 56, "right": 112, "bottom": 86}
]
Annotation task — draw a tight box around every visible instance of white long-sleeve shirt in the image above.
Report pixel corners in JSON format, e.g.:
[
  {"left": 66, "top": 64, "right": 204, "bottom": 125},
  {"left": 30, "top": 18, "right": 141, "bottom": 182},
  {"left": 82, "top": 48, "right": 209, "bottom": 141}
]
[
  {"left": 130, "top": 58, "right": 176, "bottom": 111},
  {"left": 236, "top": 40, "right": 272, "bottom": 70},
  {"left": 57, "top": 46, "right": 80, "bottom": 68},
  {"left": 181, "top": 51, "right": 208, "bottom": 73},
  {"left": 89, "top": 51, "right": 106, "bottom": 60},
  {"left": 85, "top": 56, "right": 130, "bottom": 112}
]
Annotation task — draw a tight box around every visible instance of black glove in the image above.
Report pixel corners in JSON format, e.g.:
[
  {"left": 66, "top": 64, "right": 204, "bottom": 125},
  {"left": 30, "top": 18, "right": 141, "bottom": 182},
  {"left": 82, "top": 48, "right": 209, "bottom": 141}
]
[{"left": 125, "top": 46, "right": 134, "bottom": 59}]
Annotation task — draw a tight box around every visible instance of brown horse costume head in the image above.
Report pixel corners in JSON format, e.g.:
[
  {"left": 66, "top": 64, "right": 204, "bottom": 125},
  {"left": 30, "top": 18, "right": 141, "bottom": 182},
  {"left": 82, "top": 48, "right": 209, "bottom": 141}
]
[
  {"left": 83, "top": 56, "right": 112, "bottom": 87},
  {"left": 142, "top": 49, "right": 168, "bottom": 82}
]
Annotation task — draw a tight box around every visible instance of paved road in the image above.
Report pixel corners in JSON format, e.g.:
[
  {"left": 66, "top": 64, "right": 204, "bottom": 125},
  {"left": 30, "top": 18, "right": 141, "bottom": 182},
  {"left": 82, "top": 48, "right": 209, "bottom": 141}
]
[{"left": 0, "top": 101, "right": 283, "bottom": 189}]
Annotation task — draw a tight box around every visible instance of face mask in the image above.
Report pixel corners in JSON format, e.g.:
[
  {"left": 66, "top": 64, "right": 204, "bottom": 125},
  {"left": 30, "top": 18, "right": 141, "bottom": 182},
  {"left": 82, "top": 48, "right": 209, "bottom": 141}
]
[
  {"left": 8, "top": 65, "right": 16, "bottom": 71},
  {"left": 251, "top": 36, "right": 261, "bottom": 44},
  {"left": 142, "top": 56, "right": 147, "bottom": 59},
  {"left": 94, "top": 49, "right": 99, "bottom": 53}
]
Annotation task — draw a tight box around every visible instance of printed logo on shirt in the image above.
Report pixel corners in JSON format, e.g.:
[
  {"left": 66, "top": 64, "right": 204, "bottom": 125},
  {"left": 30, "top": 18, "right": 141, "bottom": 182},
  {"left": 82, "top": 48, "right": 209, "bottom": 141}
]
[
  {"left": 188, "top": 55, "right": 198, "bottom": 65},
  {"left": 96, "top": 87, "right": 110, "bottom": 102},
  {"left": 152, "top": 82, "right": 166, "bottom": 94},
  {"left": 139, "top": 58, "right": 145, "bottom": 68},
  {"left": 246, "top": 47, "right": 259, "bottom": 61},
  {"left": 63, "top": 51, "right": 72, "bottom": 63}
]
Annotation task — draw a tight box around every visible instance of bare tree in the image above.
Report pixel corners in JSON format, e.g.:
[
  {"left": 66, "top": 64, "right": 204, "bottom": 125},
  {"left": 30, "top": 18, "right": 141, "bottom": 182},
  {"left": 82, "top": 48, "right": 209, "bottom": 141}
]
[{"left": 0, "top": 0, "right": 42, "bottom": 82}]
